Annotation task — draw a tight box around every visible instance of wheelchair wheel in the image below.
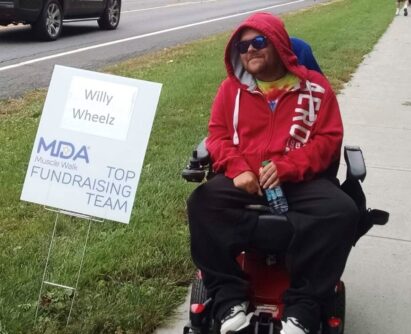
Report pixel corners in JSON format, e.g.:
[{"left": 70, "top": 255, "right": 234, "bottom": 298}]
[
  {"left": 335, "top": 281, "right": 345, "bottom": 334},
  {"left": 187, "top": 272, "right": 214, "bottom": 334},
  {"left": 191, "top": 273, "right": 208, "bottom": 304},
  {"left": 322, "top": 281, "right": 345, "bottom": 334}
]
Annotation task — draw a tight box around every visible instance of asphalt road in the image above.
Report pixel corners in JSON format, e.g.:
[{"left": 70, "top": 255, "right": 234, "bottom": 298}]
[{"left": 0, "top": 0, "right": 328, "bottom": 99}]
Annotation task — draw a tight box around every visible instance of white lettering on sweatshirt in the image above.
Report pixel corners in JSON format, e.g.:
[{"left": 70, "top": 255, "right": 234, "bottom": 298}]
[{"left": 288, "top": 82, "right": 325, "bottom": 149}]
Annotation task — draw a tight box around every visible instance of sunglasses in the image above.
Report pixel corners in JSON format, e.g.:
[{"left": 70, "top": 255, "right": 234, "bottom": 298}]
[{"left": 236, "top": 35, "right": 268, "bottom": 54}]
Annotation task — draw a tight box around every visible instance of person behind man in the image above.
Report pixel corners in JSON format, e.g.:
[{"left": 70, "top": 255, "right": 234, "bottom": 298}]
[
  {"left": 187, "top": 12, "right": 358, "bottom": 334},
  {"left": 396, "top": 0, "right": 408, "bottom": 16}
]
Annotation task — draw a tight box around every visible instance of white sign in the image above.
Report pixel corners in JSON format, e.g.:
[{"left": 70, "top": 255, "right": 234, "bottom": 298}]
[{"left": 20, "top": 65, "right": 162, "bottom": 224}]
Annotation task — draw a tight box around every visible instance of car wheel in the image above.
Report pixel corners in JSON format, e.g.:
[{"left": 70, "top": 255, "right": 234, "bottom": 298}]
[
  {"left": 98, "top": 0, "right": 121, "bottom": 30},
  {"left": 32, "top": 0, "right": 63, "bottom": 41}
]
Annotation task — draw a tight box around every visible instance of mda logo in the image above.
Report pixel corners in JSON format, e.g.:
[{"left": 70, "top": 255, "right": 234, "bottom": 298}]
[{"left": 37, "top": 137, "right": 90, "bottom": 163}]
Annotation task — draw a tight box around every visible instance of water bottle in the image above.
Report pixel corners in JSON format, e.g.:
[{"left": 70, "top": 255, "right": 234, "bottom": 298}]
[{"left": 261, "top": 160, "right": 288, "bottom": 214}]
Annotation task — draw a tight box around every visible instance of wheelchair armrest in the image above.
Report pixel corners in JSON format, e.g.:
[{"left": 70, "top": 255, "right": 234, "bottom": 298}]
[
  {"left": 182, "top": 138, "right": 211, "bottom": 183},
  {"left": 344, "top": 145, "right": 366, "bottom": 182}
]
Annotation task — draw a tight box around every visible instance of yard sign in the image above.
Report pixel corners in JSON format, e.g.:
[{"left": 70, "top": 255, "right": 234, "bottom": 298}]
[{"left": 21, "top": 65, "right": 162, "bottom": 224}]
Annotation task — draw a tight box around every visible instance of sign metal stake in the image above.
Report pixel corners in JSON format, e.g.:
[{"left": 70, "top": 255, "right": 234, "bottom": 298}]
[{"left": 34, "top": 208, "right": 102, "bottom": 327}]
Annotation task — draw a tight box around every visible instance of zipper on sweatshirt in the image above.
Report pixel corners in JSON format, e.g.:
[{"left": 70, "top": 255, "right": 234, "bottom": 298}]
[
  {"left": 261, "top": 89, "right": 293, "bottom": 159},
  {"left": 249, "top": 89, "right": 273, "bottom": 163}
]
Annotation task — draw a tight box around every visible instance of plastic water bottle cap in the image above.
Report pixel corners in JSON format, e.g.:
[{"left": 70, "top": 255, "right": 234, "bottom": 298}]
[{"left": 262, "top": 160, "right": 270, "bottom": 167}]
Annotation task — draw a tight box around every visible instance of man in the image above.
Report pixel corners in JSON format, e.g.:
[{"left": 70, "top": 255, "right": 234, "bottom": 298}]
[
  {"left": 396, "top": 0, "right": 408, "bottom": 16},
  {"left": 187, "top": 13, "right": 358, "bottom": 334}
]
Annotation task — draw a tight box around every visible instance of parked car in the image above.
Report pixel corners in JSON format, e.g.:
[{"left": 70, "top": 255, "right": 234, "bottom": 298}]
[{"left": 0, "top": 0, "right": 121, "bottom": 41}]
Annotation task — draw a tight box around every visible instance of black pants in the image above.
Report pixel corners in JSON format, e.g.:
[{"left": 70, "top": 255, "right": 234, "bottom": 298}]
[{"left": 187, "top": 174, "right": 358, "bottom": 332}]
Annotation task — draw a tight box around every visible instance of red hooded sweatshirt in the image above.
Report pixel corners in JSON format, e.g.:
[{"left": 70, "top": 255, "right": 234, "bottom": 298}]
[{"left": 206, "top": 13, "right": 343, "bottom": 183}]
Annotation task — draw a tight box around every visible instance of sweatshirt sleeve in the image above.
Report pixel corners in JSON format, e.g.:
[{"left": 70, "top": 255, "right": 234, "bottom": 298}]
[
  {"left": 273, "top": 90, "right": 343, "bottom": 182},
  {"left": 206, "top": 83, "right": 252, "bottom": 179}
]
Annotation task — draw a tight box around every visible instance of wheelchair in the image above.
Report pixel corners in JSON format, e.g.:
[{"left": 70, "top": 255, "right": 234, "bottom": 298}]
[{"left": 182, "top": 139, "right": 389, "bottom": 334}]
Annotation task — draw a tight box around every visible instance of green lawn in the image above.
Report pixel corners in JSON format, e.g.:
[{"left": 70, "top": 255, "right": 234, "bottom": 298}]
[{"left": 0, "top": 0, "right": 394, "bottom": 333}]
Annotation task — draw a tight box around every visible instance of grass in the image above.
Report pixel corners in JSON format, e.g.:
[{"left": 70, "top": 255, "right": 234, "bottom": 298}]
[{"left": 0, "top": 0, "right": 394, "bottom": 333}]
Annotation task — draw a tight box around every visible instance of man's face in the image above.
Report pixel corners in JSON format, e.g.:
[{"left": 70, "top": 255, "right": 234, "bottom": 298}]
[{"left": 238, "top": 28, "right": 285, "bottom": 81}]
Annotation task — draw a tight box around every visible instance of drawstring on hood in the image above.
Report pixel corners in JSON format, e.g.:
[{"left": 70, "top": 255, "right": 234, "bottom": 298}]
[{"left": 233, "top": 88, "right": 241, "bottom": 145}]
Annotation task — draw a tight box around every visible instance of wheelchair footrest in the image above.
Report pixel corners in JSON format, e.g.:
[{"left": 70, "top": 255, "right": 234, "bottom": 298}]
[{"left": 252, "top": 312, "right": 281, "bottom": 334}]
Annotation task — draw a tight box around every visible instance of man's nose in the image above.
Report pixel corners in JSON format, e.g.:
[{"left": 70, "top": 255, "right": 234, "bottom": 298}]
[{"left": 247, "top": 43, "right": 257, "bottom": 52}]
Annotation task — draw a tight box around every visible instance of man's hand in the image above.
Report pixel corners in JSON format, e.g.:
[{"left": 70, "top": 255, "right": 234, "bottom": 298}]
[
  {"left": 233, "top": 171, "right": 263, "bottom": 196},
  {"left": 259, "top": 161, "right": 280, "bottom": 189}
]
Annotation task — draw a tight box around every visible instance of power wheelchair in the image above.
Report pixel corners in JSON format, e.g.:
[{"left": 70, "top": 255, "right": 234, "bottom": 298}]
[{"left": 182, "top": 139, "right": 389, "bottom": 334}]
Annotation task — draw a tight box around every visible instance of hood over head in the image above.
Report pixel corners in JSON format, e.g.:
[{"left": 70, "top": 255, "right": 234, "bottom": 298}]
[{"left": 225, "top": 12, "right": 307, "bottom": 89}]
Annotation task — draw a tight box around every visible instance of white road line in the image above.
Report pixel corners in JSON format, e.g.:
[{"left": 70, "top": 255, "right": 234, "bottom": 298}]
[
  {"left": 0, "top": 0, "right": 305, "bottom": 72},
  {"left": 122, "top": 0, "right": 218, "bottom": 14}
]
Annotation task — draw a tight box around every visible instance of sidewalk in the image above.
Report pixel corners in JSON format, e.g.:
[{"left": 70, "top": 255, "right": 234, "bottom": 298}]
[
  {"left": 338, "top": 13, "right": 411, "bottom": 334},
  {"left": 153, "top": 14, "right": 411, "bottom": 334}
]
